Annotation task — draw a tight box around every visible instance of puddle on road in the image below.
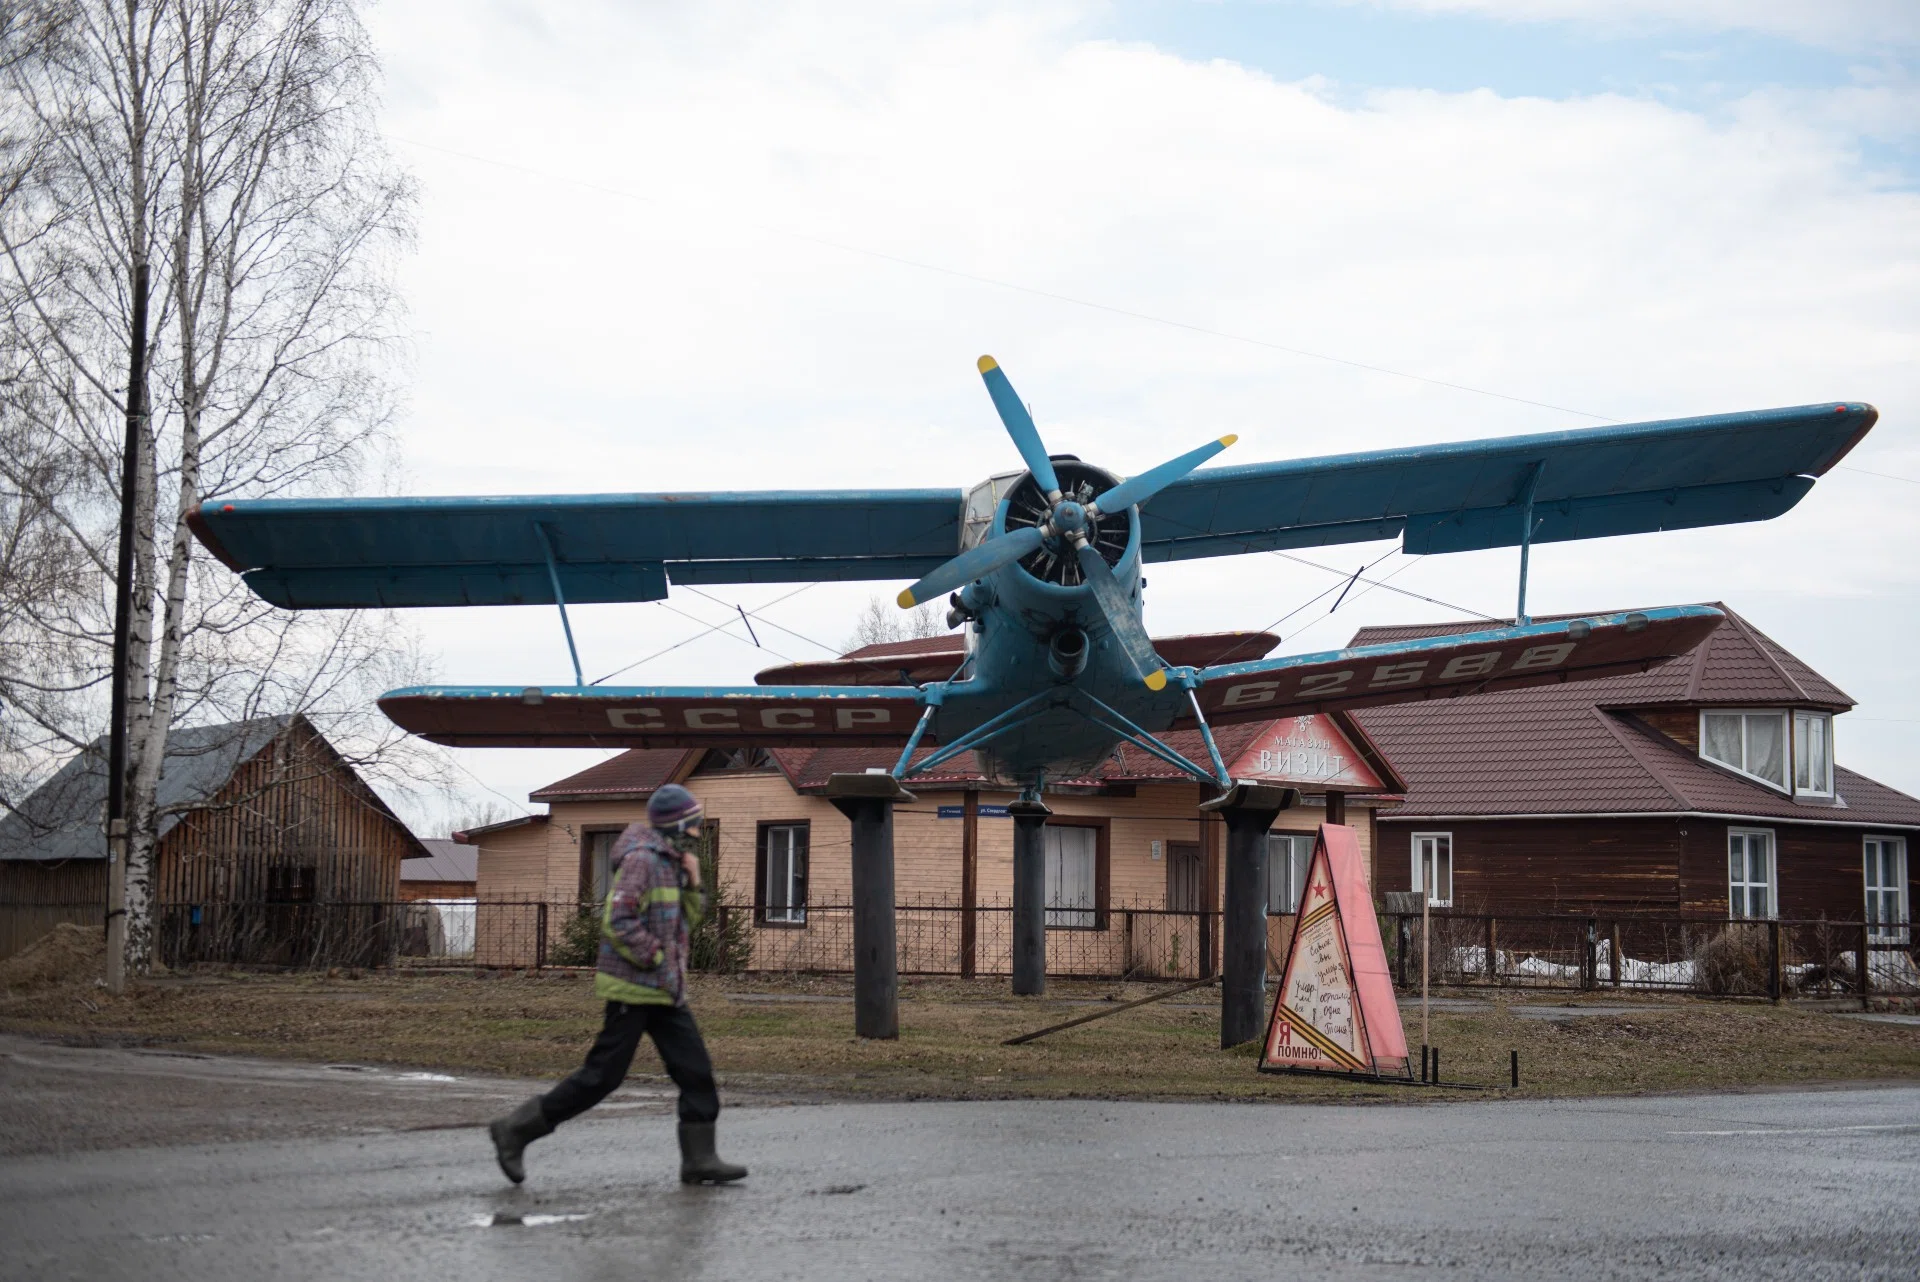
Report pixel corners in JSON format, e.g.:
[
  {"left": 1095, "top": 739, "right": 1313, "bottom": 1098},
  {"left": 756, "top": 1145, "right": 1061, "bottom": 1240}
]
[
  {"left": 815, "top": 1184, "right": 866, "bottom": 1196},
  {"left": 399, "top": 1072, "right": 459, "bottom": 1082},
  {"left": 469, "top": 1212, "right": 592, "bottom": 1228}
]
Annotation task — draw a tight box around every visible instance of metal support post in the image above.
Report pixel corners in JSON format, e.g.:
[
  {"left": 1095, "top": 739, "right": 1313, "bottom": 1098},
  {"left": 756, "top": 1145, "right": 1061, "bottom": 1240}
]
[
  {"left": 1009, "top": 794, "right": 1052, "bottom": 996},
  {"left": 959, "top": 789, "right": 979, "bottom": 978},
  {"left": 827, "top": 773, "right": 915, "bottom": 1039},
  {"left": 1202, "top": 783, "right": 1299, "bottom": 1048}
]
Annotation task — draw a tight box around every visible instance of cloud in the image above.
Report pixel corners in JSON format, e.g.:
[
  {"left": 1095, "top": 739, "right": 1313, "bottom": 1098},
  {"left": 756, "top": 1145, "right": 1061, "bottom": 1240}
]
[
  {"left": 361, "top": 0, "right": 1920, "bottom": 811},
  {"left": 1346, "top": 0, "right": 1920, "bottom": 52}
]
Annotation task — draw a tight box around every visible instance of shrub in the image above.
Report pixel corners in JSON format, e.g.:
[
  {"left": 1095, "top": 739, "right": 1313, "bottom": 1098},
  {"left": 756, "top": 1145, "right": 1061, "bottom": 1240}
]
[
  {"left": 550, "top": 904, "right": 602, "bottom": 968},
  {"left": 1692, "top": 924, "right": 1770, "bottom": 996}
]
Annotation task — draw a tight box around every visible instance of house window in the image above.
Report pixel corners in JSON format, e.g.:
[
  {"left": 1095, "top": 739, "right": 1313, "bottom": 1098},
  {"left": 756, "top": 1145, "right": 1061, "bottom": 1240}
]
[
  {"left": 1045, "top": 826, "right": 1098, "bottom": 928},
  {"left": 1865, "top": 837, "right": 1908, "bottom": 942},
  {"left": 1700, "top": 710, "right": 1788, "bottom": 791},
  {"left": 1793, "top": 712, "right": 1834, "bottom": 797},
  {"left": 1267, "top": 832, "right": 1315, "bottom": 915},
  {"left": 1411, "top": 833, "right": 1452, "bottom": 908},
  {"left": 583, "top": 829, "right": 621, "bottom": 904},
  {"left": 695, "top": 747, "right": 774, "bottom": 773},
  {"left": 758, "top": 823, "right": 808, "bottom": 925},
  {"left": 266, "top": 865, "right": 316, "bottom": 903},
  {"left": 1727, "top": 828, "right": 1775, "bottom": 919}
]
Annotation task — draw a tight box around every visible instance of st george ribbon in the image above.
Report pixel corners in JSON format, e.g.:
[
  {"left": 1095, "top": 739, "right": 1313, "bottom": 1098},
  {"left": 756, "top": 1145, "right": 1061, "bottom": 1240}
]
[{"left": 1260, "top": 823, "right": 1410, "bottom": 1079}]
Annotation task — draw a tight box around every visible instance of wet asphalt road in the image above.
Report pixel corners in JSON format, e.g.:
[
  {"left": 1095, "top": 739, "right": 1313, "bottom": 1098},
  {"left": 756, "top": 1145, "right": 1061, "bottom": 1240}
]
[{"left": 3, "top": 1074, "right": 1918, "bottom": 1282}]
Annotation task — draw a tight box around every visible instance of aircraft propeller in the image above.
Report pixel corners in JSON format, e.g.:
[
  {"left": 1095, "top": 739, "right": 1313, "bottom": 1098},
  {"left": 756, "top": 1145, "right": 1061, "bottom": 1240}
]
[{"left": 897, "top": 356, "right": 1238, "bottom": 690}]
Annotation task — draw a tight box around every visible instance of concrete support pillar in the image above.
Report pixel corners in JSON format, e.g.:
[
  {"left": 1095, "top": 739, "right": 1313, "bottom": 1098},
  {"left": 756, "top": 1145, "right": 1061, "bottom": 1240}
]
[
  {"left": 1202, "top": 783, "right": 1300, "bottom": 1049},
  {"left": 1009, "top": 797, "right": 1052, "bottom": 996},
  {"left": 827, "top": 774, "right": 916, "bottom": 1040}
]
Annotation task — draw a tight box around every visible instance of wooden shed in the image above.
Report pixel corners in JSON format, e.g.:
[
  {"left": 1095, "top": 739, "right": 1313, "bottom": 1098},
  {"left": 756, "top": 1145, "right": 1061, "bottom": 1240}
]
[{"left": 0, "top": 714, "right": 425, "bottom": 965}]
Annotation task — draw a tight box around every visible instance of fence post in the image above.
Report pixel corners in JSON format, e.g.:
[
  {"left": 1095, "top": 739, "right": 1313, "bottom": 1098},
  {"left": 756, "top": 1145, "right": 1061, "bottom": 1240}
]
[
  {"left": 1583, "top": 918, "right": 1597, "bottom": 992},
  {"left": 1858, "top": 921, "right": 1871, "bottom": 1011},
  {"left": 1396, "top": 916, "right": 1409, "bottom": 989},
  {"left": 535, "top": 902, "right": 548, "bottom": 971},
  {"left": 1767, "top": 920, "right": 1782, "bottom": 1003},
  {"left": 1611, "top": 921, "right": 1622, "bottom": 988},
  {"left": 1485, "top": 916, "right": 1497, "bottom": 982}
]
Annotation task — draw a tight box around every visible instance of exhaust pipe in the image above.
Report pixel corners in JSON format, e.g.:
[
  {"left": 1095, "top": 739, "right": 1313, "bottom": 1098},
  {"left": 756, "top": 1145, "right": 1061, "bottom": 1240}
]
[{"left": 1048, "top": 628, "right": 1089, "bottom": 681}]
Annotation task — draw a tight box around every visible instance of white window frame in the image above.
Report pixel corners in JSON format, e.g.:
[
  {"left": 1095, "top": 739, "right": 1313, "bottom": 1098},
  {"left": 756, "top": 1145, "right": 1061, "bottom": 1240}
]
[
  {"left": 1727, "top": 827, "right": 1776, "bottom": 920},
  {"left": 1699, "top": 709, "right": 1791, "bottom": 793},
  {"left": 762, "top": 823, "right": 807, "bottom": 925},
  {"left": 1267, "top": 832, "right": 1315, "bottom": 916},
  {"left": 1793, "top": 711, "right": 1834, "bottom": 798},
  {"left": 1044, "top": 825, "right": 1099, "bottom": 929},
  {"left": 1411, "top": 832, "right": 1452, "bottom": 908},
  {"left": 1864, "top": 836, "right": 1909, "bottom": 943}
]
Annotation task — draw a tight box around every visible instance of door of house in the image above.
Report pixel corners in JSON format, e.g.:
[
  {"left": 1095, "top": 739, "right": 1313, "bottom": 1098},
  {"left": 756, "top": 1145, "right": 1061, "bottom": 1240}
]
[{"left": 1167, "top": 843, "right": 1203, "bottom": 912}]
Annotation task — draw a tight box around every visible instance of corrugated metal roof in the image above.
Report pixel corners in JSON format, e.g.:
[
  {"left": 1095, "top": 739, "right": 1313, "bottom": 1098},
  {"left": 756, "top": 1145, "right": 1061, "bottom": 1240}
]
[
  {"left": 401, "top": 838, "right": 478, "bottom": 884},
  {"left": 2, "top": 716, "right": 294, "bottom": 862},
  {"left": 1350, "top": 607, "right": 1916, "bottom": 827}
]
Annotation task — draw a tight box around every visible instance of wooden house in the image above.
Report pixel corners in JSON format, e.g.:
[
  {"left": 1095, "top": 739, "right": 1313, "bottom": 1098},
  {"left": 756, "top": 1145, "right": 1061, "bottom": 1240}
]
[
  {"left": 0, "top": 715, "right": 425, "bottom": 965},
  {"left": 1351, "top": 605, "right": 1919, "bottom": 926}
]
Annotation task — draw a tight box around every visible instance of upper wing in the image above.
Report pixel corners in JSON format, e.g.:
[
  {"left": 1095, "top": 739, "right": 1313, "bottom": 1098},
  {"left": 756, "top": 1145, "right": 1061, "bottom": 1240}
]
[
  {"left": 1177, "top": 606, "right": 1722, "bottom": 728},
  {"left": 188, "top": 489, "right": 963, "bottom": 608},
  {"left": 379, "top": 683, "right": 924, "bottom": 748},
  {"left": 1140, "top": 403, "right": 1875, "bottom": 561}
]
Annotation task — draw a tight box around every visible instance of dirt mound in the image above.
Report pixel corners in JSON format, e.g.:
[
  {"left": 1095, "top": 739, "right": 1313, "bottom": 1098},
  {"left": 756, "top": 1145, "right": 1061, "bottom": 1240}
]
[{"left": 0, "top": 922, "right": 105, "bottom": 991}]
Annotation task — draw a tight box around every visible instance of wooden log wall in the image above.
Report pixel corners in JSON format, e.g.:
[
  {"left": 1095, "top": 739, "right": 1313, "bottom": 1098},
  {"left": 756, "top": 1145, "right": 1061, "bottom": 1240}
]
[
  {"left": 156, "top": 725, "right": 407, "bottom": 906},
  {"left": 1378, "top": 815, "right": 1915, "bottom": 921},
  {"left": 0, "top": 861, "right": 107, "bottom": 960}
]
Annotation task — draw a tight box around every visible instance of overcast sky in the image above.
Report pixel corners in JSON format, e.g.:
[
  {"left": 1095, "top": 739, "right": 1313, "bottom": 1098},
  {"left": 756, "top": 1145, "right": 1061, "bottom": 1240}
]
[{"left": 357, "top": 0, "right": 1919, "bottom": 830}]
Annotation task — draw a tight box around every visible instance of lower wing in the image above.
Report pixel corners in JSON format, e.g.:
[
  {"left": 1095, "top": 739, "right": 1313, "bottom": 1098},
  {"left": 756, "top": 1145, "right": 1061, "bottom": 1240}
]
[
  {"left": 379, "top": 684, "right": 924, "bottom": 748},
  {"left": 1176, "top": 606, "right": 1722, "bottom": 727}
]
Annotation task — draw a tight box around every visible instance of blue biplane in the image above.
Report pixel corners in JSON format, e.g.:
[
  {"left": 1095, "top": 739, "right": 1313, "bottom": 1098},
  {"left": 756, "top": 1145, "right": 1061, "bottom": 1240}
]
[{"left": 189, "top": 356, "right": 1875, "bottom": 796}]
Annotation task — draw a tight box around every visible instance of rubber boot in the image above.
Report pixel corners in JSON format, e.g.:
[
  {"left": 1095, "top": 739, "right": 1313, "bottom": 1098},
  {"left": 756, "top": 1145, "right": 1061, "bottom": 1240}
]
[
  {"left": 677, "top": 1121, "right": 748, "bottom": 1185},
  {"left": 489, "top": 1097, "right": 553, "bottom": 1185}
]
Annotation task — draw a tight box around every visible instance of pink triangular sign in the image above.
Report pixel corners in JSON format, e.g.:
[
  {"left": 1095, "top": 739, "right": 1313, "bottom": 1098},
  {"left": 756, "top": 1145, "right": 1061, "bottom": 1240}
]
[{"left": 1261, "top": 823, "right": 1410, "bottom": 1077}]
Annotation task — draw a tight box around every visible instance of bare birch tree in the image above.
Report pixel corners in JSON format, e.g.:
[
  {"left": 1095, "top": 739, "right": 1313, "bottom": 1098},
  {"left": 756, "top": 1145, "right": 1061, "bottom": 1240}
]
[{"left": 0, "top": 0, "right": 421, "bottom": 972}]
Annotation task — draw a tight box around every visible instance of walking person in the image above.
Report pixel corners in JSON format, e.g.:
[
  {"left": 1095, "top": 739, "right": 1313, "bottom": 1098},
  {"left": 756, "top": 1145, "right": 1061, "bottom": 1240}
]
[{"left": 488, "top": 784, "right": 747, "bottom": 1186}]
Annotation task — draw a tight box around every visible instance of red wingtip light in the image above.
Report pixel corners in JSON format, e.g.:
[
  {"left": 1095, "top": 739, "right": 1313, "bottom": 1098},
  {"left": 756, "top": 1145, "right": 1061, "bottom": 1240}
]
[{"left": 222, "top": 504, "right": 234, "bottom": 511}]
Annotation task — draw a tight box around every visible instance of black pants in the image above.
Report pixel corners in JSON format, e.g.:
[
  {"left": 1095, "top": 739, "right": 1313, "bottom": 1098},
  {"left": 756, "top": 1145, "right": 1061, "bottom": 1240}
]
[{"left": 539, "top": 1001, "right": 720, "bottom": 1126}]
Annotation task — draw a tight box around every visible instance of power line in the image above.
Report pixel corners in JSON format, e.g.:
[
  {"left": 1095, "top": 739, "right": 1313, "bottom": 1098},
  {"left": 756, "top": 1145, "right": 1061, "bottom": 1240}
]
[{"left": 1837, "top": 464, "right": 1920, "bottom": 486}]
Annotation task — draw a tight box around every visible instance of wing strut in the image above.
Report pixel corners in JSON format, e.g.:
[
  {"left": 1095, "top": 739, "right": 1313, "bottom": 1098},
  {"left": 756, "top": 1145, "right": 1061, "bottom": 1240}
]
[
  {"left": 1514, "top": 461, "right": 1545, "bottom": 627},
  {"left": 535, "top": 522, "right": 585, "bottom": 686}
]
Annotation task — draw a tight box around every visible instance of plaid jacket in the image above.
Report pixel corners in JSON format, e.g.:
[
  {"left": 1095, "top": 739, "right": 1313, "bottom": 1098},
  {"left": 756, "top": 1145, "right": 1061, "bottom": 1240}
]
[{"left": 593, "top": 823, "right": 704, "bottom": 1007}]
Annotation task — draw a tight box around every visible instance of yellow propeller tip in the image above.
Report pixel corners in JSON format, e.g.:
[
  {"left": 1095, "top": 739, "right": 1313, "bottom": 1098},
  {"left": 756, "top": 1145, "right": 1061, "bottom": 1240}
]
[
  {"left": 1218, "top": 434, "right": 1238, "bottom": 447},
  {"left": 896, "top": 589, "right": 917, "bottom": 609},
  {"left": 1144, "top": 669, "right": 1168, "bottom": 692},
  {"left": 977, "top": 355, "right": 998, "bottom": 373}
]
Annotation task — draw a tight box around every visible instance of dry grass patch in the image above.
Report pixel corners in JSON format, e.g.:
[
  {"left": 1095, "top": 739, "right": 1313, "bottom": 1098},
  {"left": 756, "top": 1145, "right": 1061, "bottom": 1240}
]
[{"left": 2, "top": 956, "right": 1916, "bottom": 1102}]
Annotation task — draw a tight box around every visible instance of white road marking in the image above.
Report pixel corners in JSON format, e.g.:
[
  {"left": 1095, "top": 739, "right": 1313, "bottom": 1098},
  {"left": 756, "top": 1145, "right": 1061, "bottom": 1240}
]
[{"left": 1666, "top": 1124, "right": 1917, "bottom": 1136}]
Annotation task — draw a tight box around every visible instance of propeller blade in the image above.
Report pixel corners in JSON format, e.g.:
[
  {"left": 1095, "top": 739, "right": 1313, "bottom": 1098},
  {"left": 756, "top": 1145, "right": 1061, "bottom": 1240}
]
[
  {"left": 1074, "top": 541, "right": 1167, "bottom": 691},
  {"left": 977, "top": 356, "right": 1061, "bottom": 498},
  {"left": 1089, "top": 435, "right": 1238, "bottom": 517},
  {"left": 898, "top": 525, "right": 1045, "bottom": 609}
]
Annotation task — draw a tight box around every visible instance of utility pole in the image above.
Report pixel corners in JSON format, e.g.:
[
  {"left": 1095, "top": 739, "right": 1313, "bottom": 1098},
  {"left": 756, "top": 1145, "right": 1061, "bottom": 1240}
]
[{"left": 104, "top": 261, "right": 148, "bottom": 994}]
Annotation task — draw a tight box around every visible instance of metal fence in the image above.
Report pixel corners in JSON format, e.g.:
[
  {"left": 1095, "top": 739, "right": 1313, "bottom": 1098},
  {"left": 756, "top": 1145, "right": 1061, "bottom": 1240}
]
[
  {"left": 152, "top": 900, "right": 477, "bottom": 970},
  {"left": 1383, "top": 912, "right": 1920, "bottom": 999},
  {"left": 129, "top": 900, "right": 1918, "bottom": 1000}
]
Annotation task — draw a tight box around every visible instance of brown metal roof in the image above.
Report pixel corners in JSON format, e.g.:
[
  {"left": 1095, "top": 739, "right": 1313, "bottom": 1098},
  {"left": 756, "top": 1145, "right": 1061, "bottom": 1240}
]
[
  {"left": 1350, "top": 606, "right": 1916, "bottom": 827},
  {"left": 530, "top": 749, "right": 692, "bottom": 801}
]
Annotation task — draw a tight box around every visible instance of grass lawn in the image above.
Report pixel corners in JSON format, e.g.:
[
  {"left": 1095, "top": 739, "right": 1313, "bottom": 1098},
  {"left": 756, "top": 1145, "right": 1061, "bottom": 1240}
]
[{"left": 4, "top": 945, "right": 1918, "bottom": 1102}]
